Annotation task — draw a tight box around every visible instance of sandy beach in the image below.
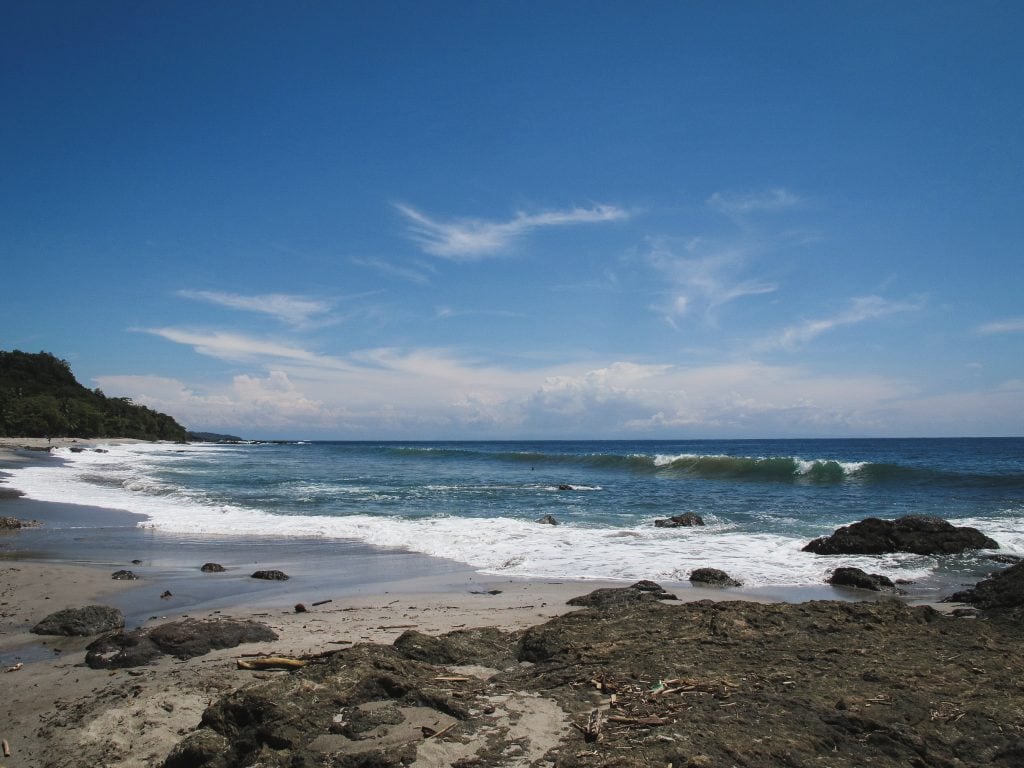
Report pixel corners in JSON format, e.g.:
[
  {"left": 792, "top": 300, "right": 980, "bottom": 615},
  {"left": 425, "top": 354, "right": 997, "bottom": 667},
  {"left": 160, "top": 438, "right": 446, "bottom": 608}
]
[{"left": 3, "top": 438, "right": 1024, "bottom": 767}]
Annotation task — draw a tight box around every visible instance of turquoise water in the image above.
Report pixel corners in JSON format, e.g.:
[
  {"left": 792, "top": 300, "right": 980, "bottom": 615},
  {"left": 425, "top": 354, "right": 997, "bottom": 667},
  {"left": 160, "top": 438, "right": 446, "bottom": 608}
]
[{"left": 8, "top": 438, "right": 1024, "bottom": 591}]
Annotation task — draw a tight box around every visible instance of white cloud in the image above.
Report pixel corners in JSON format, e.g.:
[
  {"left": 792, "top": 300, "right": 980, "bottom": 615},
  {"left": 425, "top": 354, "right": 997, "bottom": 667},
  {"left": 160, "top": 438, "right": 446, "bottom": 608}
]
[
  {"left": 395, "top": 202, "right": 629, "bottom": 259},
  {"left": 177, "top": 290, "right": 333, "bottom": 327},
  {"left": 976, "top": 317, "right": 1024, "bottom": 335},
  {"left": 766, "top": 295, "right": 923, "bottom": 350},
  {"left": 707, "top": 188, "right": 801, "bottom": 216}
]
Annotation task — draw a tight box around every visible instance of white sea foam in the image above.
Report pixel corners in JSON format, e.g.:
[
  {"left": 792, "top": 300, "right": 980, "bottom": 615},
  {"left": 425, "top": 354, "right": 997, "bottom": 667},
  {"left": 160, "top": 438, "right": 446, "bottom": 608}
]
[{"left": 3, "top": 443, "right": 936, "bottom": 586}]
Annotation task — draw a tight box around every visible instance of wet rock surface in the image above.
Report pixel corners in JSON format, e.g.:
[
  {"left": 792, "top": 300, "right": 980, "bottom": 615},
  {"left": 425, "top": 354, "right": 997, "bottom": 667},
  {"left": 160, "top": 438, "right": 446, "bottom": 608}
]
[
  {"left": 85, "top": 618, "right": 279, "bottom": 669},
  {"left": 31, "top": 605, "right": 125, "bottom": 636},
  {"left": 803, "top": 515, "right": 999, "bottom": 555},
  {"left": 110, "top": 569, "right": 138, "bottom": 580},
  {"left": 828, "top": 566, "right": 900, "bottom": 592},
  {"left": 251, "top": 569, "right": 289, "bottom": 581},
  {"left": 565, "top": 580, "right": 678, "bottom": 609},
  {"left": 945, "top": 561, "right": 1024, "bottom": 620},
  {"left": 654, "top": 512, "right": 705, "bottom": 527},
  {"left": 163, "top": 590, "right": 1024, "bottom": 768},
  {"left": 200, "top": 562, "right": 226, "bottom": 572},
  {"left": 689, "top": 567, "right": 742, "bottom": 587}
]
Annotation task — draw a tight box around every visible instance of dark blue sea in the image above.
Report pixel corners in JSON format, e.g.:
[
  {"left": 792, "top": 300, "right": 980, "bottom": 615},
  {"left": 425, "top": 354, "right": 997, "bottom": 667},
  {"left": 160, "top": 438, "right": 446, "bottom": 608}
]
[{"left": 8, "top": 438, "right": 1024, "bottom": 592}]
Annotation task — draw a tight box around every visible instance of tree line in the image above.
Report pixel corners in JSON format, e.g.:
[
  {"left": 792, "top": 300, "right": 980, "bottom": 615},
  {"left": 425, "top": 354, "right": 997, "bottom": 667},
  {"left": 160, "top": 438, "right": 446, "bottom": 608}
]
[{"left": 0, "top": 350, "right": 190, "bottom": 441}]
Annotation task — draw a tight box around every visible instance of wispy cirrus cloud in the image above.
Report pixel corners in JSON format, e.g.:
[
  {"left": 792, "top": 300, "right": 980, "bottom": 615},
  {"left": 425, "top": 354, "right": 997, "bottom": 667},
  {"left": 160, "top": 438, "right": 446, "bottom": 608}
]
[
  {"left": 765, "top": 295, "right": 924, "bottom": 350},
  {"left": 707, "top": 188, "right": 801, "bottom": 216},
  {"left": 644, "top": 236, "right": 777, "bottom": 326},
  {"left": 351, "top": 257, "right": 435, "bottom": 285},
  {"left": 395, "top": 202, "right": 629, "bottom": 259},
  {"left": 140, "top": 327, "right": 352, "bottom": 369},
  {"left": 976, "top": 317, "right": 1024, "bottom": 335},
  {"left": 177, "top": 290, "right": 333, "bottom": 327}
]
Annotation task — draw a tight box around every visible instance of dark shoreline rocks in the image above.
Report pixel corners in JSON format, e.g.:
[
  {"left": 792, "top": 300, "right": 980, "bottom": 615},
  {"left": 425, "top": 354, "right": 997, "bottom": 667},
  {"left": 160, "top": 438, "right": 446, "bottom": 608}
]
[
  {"left": 689, "top": 567, "right": 742, "bottom": 587},
  {"left": 32, "top": 605, "right": 125, "bottom": 636},
  {"left": 86, "top": 618, "right": 278, "bottom": 669},
  {"left": 251, "top": 569, "right": 289, "bottom": 581},
  {"left": 944, "top": 561, "right": 1024, "bottom": 619},
  {"left": 566, "top": 580, "right": 678, "bottom": 609},
  {"left": 111, "top": 569, "right": 138, "bottom": 580},
  {"left": 803, "top": 515, "right": 999, "bottom": 556},
  {"left": 200, "top": 562, "right": 226, "bottom": 572},
  {"left": 828, "top": 566, "right": 900, "bottom": 593}
]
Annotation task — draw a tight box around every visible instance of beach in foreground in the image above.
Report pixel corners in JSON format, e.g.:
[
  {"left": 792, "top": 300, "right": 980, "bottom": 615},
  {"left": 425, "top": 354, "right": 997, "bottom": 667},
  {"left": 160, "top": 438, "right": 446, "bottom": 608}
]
[{"left": 2, "top": 438, "right": 1023, "bottom": 767}]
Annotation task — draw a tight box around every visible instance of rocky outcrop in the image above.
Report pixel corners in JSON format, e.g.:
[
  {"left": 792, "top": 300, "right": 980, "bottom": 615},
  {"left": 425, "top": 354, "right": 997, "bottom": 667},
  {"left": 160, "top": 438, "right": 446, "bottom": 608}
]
[
  {"left": 536, "top": 514, "right": 559, "bottom": 525},
  {"left": 689, "top": 568, "right": 742, "bottom": 587},
  {"left": 828, "top": 566, "right": 899, "bottom": 593},
  {"left": 654, "top": 512, "right": 705, "bottom": 527},
  {"left": 85, "top": 618, "right": 278, "bottom": 668},
  {"left": 32, "top": 605, "right": 124, "bottom": 636},
  {"left": 200, "top": 562, "right": 226, "bottom": 572},
  {"left": 945, "top": 561, "right": 1024, "bottom": 620},
  {"left": 111, "top": 569, "right": 138, "bottom": 580},
  {"left": 566, "top": 580, "right": 678, "bottom": 609},
  {"left": 803, "top": 516, "right": 999, "bottom": 556}
]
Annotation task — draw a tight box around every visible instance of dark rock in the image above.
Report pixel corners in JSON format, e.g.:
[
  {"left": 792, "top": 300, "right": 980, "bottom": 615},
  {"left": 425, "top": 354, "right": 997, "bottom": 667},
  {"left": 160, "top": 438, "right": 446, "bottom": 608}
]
[
  {"left": 131, "top": 559, "right": 143, "bottom": 564},
  {"left": 944, "top": 561, "right": 1024, "bottom": 619},
  {"left": 162, "top": 729, "right": 231, "bottom": 768},
  {"left": 828, "top": 566, "right": 899, "bottom": 593},
  {"left": 251, "top": 569, "right": 289, "bottom": 581},
  {"left": 0, "top": 514, "right": 34, "bottom": 528},
  {"left": 86, "top": 618, "right": 278, "bottom": 668},
  {"left": 294, "top": 603, "right": 307, "bottom": 613},
  {"left": 32, "top": 605, "right": 125, "bottom": 636},
  {"left": 803, "top": 515, "right": 999, "bottom": 556},
  {"left": 557, "top": 484, "right": 573, "bottom": 491},
  {"left": 566, "top": 580, "right": 678, "bottom": 608},
  {"left": 201, "top": 562, "right": 226, "bottom": 572},
  {"left": 111, "top": 569, "right": 138, "bottom": 580},
  {"left": 536, "top": 514, "right": 559, "bottom": 525},
  {"left": 85, "top": 631, "right": 163, "bottom": 669},
  {"left": 987, "top": 554, "right": 1022, "bottom": 565},
  {"left": 689, "top": 568, "right": 742, "bottom": 587},
  {"left": 161, "top": 590, "right": 173, "bottom": 599},
  {"left": 654, "top": 512, "right": 705, "bottom": 527}
]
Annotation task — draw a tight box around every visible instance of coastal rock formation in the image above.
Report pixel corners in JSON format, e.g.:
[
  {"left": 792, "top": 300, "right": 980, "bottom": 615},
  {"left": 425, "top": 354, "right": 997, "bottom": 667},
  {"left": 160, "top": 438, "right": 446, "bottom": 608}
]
[
  {"left": 689, "top": 567, "right": 742, "bottom": 587},
  {"left": 31, "top": 605, "right": 124, "bottom": 636},
  {"left": 251, "top": 569, "right": 289, "bottom": 580},
  {"left": 803, "top": 516, "right": 999, "bottom": 556},
  {"left": 111, "top": 569, "right": 138, "bottom": 580},
  {"left": 200, "top": 562, "right": 226, "bottom": 572},
  {"left": 565, "top": 580, "right": 678, "bottom": 609},
  {"left": 536, "top": 514, "right": 559, "bottom": 525},
  {"left": 945, "top": 561, "right": 1024, "bottom": 620},
  {"left": 654, "top": 512, "right": 705, "bottom": 527},
  {"left": 828, "top": 566, "right": 899, "bottom": 593},
  {"left": 86, "top": 618, "right": 278, "bottom": 669},
  {"left": 162, "top": 597, "right": 1024, "bottom": 768},
  {"left": 0, "top": 513, "right": 34, "bottom": 528}
]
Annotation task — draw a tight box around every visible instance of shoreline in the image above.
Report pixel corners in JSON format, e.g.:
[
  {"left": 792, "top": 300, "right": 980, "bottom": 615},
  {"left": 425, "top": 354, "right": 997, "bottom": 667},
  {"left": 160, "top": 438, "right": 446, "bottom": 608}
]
[{"left": 1, "top": 438, "right": 1013, "bottom": 767}]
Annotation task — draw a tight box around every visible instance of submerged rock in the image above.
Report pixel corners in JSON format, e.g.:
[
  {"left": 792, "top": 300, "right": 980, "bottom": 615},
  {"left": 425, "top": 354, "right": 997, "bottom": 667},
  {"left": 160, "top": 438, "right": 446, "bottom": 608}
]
[
  {"left": 654, "top": 512, "right": 705, "bottom": 527},
  {"left": 689, "top": 568, "right": 742, "bottom": 587},
  {"left": 200, "top": 562, "right": 226, "bottom": 572},
  {"left": 536, "top": 514, "right": 559, "bottom": 525},
  {"left": 828, "top": 566, "right": 899, "bottom": 593},
  {"left": 32, "top": 605, "right": 125, "bottom": 636},
  {"left": 803, "top": 516, "right": 999, "bottom": 556}
]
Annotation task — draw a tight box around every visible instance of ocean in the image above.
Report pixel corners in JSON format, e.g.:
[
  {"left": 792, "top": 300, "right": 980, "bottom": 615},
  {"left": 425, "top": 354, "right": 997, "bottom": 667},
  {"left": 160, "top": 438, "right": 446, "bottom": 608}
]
[{"left": 6, "top": 438, "right": 1024, "bottom": 597}]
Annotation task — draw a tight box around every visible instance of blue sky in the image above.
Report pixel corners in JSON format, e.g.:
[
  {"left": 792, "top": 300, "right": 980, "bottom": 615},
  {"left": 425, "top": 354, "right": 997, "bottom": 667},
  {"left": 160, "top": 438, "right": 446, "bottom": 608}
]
[{"left": 3, "top": 1, "right": 1023, "bottom": 438}]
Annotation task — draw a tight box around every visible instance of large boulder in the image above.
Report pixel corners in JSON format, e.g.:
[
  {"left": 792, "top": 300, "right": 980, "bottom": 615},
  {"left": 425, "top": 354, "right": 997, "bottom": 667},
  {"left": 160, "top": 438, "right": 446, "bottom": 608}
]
[
  {"left": 31, "top": 605, "right": 125, "bottom": 636},
  {"left": 828, "top": 566, "right": 899, "bottom": 593},
  {"left": 803, "top": 516, "right": 998, "bottom": 556}
]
